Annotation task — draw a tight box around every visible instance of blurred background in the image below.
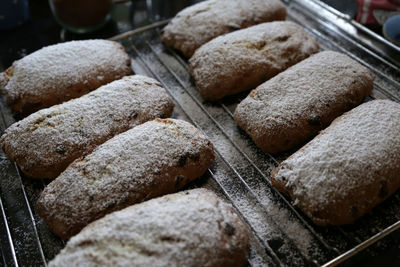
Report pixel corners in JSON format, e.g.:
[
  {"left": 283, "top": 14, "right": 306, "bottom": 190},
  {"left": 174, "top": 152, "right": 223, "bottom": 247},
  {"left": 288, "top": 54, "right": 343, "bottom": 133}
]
[{"left": 0, "top": 0, "right": 200, "bottom": 70}]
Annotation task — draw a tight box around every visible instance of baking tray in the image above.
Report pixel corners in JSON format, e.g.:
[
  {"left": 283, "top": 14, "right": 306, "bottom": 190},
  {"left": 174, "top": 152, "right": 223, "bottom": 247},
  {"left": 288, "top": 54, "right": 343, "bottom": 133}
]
[{"left": 1, "top": 0, "right": 400, "bottom": 266}]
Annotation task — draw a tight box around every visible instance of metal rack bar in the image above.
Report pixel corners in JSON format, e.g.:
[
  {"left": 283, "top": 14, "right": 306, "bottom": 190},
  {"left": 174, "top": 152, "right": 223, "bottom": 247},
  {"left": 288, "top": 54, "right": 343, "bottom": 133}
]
[
  {"left": 14, "top": 167, "right": 47, "bottom": 266},
  {"left": 322, "top": 221, "right": 400, "bottom": 267},
  {"left": 109, "top": 19, "right": 171, "bottom": 41},
  {"left": 0, "top": 196, "right": 18, "bottom": 267}
]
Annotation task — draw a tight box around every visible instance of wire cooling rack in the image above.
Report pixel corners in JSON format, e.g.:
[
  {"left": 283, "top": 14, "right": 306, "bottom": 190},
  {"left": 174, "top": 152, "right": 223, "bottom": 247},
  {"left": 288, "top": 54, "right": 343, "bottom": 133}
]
[{"left": 1, "top": 0, "right": 400, "bottom": 266}]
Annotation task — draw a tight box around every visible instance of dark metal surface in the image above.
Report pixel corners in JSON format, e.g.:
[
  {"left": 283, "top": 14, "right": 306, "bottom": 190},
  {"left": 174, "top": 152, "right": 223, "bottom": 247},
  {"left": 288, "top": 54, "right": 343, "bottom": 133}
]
[{"left": 1, "top": 0, "right": 400, "bottom": 266}]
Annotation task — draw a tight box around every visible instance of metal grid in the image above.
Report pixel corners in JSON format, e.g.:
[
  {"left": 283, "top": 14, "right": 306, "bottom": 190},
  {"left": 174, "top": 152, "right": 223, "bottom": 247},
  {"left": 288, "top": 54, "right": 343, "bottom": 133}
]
[{"left": 1, "top": 0, "right": 400, "bottom": 266}]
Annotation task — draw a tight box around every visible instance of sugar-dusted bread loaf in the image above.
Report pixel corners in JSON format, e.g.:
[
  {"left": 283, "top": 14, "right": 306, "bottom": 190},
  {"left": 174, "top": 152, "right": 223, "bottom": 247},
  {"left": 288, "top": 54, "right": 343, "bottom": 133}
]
[
  {"left": 48, "top": 189, "right": 249, "bottom": 267},
  {"left": 234, "top": 51, "right": 374, "bottom": 154},
  {"left": 162, "top": 0, "right": 286, "bottom": 58},
  {"left": 37, "top": 119, "right": 215, "bottom": 239},
  {"left": 189, "top": 21, "right": 319, "bottom": 101},
  {"left": 0, "top": 40, "right": 131, "bottom": 115},
  {"left": 271, "top": 100, "right": 400, "bottom": 226},
  {"left": 1, "top": 75, "right": 174, "bottom": 179}
]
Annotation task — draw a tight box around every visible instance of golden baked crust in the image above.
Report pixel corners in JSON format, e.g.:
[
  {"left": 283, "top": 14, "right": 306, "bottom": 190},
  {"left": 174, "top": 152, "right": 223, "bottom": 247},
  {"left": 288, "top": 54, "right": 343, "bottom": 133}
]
[
  {"left": 1, "top": 75, "right": 174, "bottom": 179},
  {"left": 271, "top": 100, "right": 400, "bottom": 226},
  {"left": 189, "top": 21, "right": 319, "bottom": 101},
  {"left": 234, "top": 51, "right": 374, "bottom": 154},
  {"left": 162, "top": 0, "right": 286, "bottom": 58},
  {"left": 0, "top": 39, "right": 131, "bottom": 115},
  {"left": 48, "top": 189, "right": 249, "bottom": 267},
  {"left": 37, "top": 119, "right": 215, "bottom": 239}
]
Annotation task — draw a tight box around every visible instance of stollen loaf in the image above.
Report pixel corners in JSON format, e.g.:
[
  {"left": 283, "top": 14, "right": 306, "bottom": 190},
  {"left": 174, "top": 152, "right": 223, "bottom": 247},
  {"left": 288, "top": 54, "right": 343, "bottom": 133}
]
[
  {"left": 48, "top": 189, "right": 249, "bottom": 267},
  {"left": 37, "top": 119, "right": 215, "bottom": 239},
  {"left": 271, "top": 100, "right": 400, "bottom": 226},
  {"left": 0, "top": 39, "right": 131, "bottom": 114},
  {"left": 1, "top": 75, "right": 174, "bottom": 179},
  {"left": 189, "top": 21, "right": 319, "bottom": 100},
  {"left": 162, "top": 0, "right": 286, "bottom": 58},
  {"left": 234, "top": 51, "right": 374, "bottom": 154}
]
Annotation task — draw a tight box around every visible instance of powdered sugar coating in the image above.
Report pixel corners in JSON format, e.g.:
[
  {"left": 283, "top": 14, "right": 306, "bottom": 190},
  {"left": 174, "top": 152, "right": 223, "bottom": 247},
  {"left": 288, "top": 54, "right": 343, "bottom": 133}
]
[
  {"left": 48, "top": 189, "right": 248, "bottom": 267},
  {"left": 1, "top": 75, "right": 174, "bottom": 179},
  {"left": 162, "top": 0, "right": 286, "bottom": 57},
  {"left": 37, "top": 119, "right": 215, "bottom": 239},
  {"left": 234, "top": 51, "right": 374, "bottom": 153},
  {"left": 273, "top": 100, "right": 400, "bottom": 225},
  {"left": 1, "top": 39, "right": 131, "bottom": 114},
  {"left": 189, "top": 21, "right": 319, "bottom": 100}
]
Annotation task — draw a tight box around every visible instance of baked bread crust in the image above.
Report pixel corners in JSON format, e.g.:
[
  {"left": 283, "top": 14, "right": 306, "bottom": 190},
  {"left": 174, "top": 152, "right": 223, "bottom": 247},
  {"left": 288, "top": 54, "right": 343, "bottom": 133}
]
[
  {"left": 0, "top": 39, "right": 131, "bottom": 115},
  {"left": 1, "top": 75, "right": 174, "bottom": 179},
  {"left": 162, "top": 0, "right": 286, "bottom": 58},
  {"left": 234, "top": 51, "right": 374, "bottom": 154},
  {"left": 271, "top": 100, "right": 400, "bottom": 226},
  {"left": 189, "top": 21, "right": 319, "bottom": 101},
  {"left": 37, "top": 119, "right": 215, "bottom": 239},
  {"left": 48, "top": 189, "right": 249, "bottom": 267}
]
